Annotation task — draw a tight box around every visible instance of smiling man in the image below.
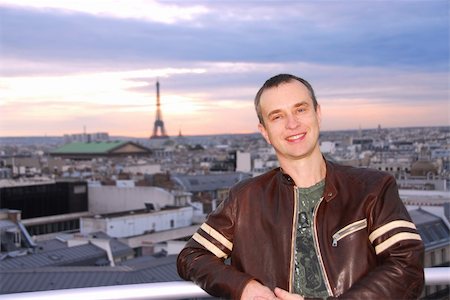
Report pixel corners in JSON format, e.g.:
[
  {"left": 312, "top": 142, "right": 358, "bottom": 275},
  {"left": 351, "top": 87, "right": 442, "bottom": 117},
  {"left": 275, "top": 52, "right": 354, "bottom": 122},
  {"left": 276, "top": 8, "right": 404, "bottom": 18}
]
[{"left": 177, "top": 74, "right": 424, "bottom": 300}]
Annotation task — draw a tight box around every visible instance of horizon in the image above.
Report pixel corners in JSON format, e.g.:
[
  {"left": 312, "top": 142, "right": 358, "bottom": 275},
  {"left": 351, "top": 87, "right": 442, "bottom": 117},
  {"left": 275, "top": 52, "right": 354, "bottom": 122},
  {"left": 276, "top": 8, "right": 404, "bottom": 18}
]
[
  {"left": 1, "top": 124, "right": 448, "bottom": 140},
  {"left": 0, "top": 1, "right": 448, "bottom": 137}
]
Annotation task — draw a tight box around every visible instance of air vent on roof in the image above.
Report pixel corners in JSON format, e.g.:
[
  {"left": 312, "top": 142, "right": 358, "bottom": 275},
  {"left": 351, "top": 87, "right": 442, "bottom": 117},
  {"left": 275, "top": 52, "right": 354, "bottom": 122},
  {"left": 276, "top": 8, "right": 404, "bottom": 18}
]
[{"left": 48, "top": 254, "right": 62, "bottom": 261}]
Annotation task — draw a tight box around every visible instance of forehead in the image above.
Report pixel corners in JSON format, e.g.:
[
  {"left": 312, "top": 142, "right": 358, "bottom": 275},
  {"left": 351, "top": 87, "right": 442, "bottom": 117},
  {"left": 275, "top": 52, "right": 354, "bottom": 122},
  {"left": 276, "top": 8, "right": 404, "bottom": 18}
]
[{"left": 259, "top": 80, "right": 313, "bottom": 111}]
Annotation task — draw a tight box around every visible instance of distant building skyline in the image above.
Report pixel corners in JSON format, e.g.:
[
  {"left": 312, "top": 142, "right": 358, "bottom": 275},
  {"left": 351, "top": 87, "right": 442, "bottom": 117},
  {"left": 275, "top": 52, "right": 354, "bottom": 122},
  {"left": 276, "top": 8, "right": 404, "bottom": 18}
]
[{"left": 1, "top": 125, "right": 450, "bottom": 139}]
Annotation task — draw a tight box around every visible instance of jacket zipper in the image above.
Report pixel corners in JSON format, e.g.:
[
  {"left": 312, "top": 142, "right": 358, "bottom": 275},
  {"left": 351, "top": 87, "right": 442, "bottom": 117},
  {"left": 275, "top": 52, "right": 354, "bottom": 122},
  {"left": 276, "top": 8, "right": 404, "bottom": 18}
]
[
  {"left": 331, "top": 219, "right": 367, "bottom": 247},
  {"left": 288, "top": 186, "right": 299, "bottom": 293},
  {"left": 312, "top": 196, "right": 333, "bottom": 296}
]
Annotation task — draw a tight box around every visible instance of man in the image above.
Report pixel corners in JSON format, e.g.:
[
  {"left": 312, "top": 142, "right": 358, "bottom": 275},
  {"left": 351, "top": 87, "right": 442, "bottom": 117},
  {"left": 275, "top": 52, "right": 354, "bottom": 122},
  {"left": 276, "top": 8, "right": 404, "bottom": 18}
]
[{"left": 177, "top": 74, "right": 424, "bottom": 299}]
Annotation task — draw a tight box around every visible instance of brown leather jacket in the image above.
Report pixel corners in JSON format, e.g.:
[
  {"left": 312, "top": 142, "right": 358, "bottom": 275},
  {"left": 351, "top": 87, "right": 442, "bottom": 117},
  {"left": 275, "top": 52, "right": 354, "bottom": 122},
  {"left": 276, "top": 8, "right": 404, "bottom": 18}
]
[{"left": 177, "top": 160, "right": 424, "bottom": 299}]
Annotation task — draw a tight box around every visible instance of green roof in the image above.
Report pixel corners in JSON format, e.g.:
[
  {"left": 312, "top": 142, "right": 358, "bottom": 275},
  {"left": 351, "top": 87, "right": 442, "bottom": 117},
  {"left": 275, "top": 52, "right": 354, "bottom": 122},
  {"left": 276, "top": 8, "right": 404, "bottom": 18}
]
[{"left": 52, "top": 141, "right": 127, "bottom": 154}]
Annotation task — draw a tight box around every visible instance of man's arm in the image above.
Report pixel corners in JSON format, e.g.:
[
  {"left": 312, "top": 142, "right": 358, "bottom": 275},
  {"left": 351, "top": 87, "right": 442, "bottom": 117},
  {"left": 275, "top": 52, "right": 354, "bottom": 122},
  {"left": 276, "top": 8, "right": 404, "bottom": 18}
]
[
  {"left": 177, "top": 243, "right": 256, "bottom": 299},
  {"left": 335, "top": 175, "right": 425, "bottom": 299},
  {"left": 177, "top": 190, "right": 268, "bottom": 299}
]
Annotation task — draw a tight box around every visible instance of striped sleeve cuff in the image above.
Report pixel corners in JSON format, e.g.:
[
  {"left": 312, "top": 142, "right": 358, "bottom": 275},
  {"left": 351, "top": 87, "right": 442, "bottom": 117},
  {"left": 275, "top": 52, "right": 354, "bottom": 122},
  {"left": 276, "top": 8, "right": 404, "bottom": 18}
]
[
  {"left": 192, "top": 223, "right": 233, "bottom": 259},
  {"left": 369, "top": 220, "right": 422, "bottom": 255}
]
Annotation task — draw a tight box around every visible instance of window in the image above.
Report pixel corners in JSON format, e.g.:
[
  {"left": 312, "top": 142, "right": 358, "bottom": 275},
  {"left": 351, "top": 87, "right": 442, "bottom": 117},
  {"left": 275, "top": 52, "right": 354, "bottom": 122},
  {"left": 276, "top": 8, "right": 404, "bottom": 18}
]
[{"left": 74, "top": 185, "right": 87, "bottom": 194}]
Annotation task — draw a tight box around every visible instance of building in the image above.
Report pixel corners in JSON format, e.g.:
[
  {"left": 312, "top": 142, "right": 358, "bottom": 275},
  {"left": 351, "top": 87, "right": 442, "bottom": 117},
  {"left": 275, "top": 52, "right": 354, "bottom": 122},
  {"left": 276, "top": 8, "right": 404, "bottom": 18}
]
[
  {"left": 0, "top": 209, "right": 36, "bottom": 253},
  {"left": 409, "top": 207, "right": 450, "bottom": 299},
  {"left": 235, "top": 151, "right": 251, "bottom": 173},
  {"left": 63, "top": 132, "right": 110, "bottom": 144},
  {"left": 0, "top": 180, "right": 89, "bottom": 235},
  {"left": 88, "top": 184, "right": 178, "bottom": 214},
  {"left": 171, "top": 172, "right": 252, "bottom": 213},
  {"left": 1, "top": 157, "right": 42, "bottom": 177},
  {"left": 50, "top": 141, "right": 151, "bottom": 160},
  {"left": 0, "top": 214, "right": 185, "bottom": 295},
  {"left": 80, "top": 206, "right": 197, "bottom": 255},
  {"left": 80, "top": 207, "right": 193, "bottom": 239}
]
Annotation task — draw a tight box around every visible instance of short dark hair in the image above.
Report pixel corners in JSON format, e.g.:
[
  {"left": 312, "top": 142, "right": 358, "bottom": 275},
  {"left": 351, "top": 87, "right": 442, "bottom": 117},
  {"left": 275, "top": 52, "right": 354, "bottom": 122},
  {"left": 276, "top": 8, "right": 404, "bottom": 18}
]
[{"left": 254, "top": 74, "right": 318, "bottom": 125}]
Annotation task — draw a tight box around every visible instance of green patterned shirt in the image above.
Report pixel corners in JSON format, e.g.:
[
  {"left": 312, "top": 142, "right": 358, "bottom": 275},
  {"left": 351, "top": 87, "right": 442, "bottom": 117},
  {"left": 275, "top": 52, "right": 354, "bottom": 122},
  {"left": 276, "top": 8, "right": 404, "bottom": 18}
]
[{"left": 293, "top": 179, "right": 328, "bottom": 298}]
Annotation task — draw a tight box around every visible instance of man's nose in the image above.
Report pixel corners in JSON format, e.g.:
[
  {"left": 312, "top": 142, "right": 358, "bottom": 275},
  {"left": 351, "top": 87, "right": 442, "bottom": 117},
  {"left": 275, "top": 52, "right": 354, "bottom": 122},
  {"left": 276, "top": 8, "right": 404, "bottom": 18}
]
[{"left": 285, "top": 114, "right": 300, "bottom": 129}]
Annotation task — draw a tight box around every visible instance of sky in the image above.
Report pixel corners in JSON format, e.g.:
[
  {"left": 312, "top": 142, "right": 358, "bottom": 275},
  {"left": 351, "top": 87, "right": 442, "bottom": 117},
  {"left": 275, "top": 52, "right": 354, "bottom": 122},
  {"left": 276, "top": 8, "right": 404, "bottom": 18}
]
[{"left": 0, "top": 0, "right": 448, "bottom": 138}]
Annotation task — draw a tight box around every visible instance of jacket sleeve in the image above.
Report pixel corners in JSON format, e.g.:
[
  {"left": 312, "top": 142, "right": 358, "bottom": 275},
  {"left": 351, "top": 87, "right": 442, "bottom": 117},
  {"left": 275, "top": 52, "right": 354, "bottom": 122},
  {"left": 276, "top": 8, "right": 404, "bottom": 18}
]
[
  {"left": 177, "top": 189, "right": 254, "bottom": 299},
  {"left": 333, "top": 175, "right": 425, "bottom": 299}
]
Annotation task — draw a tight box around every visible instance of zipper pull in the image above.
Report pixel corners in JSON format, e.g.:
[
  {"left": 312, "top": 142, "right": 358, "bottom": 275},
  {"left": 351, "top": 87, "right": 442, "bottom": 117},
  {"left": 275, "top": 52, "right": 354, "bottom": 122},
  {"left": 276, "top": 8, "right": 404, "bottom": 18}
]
[{"left": 332, "top": 234, "right": 339, "bottom": 247}]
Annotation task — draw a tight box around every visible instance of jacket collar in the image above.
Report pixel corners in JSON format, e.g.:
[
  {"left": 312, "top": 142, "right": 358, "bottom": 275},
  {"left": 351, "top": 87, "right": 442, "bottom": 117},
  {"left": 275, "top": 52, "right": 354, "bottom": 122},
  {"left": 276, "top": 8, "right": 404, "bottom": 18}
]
[
  {"left": 279, "top": 167, "right": 296, "bottom": 185},
  {"left": 277, "top": 158, "right": 338, "bottom": 202}
]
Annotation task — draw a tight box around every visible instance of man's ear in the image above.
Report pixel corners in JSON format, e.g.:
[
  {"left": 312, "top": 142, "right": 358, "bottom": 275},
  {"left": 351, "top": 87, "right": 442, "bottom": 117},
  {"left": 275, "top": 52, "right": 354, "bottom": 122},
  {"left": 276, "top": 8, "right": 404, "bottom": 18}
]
[
  {"left": 317, "top": 104, "right": 322, "bottom": 125},
  {"left": 258, "top": 123, "right": 271, "bottom": 145}
]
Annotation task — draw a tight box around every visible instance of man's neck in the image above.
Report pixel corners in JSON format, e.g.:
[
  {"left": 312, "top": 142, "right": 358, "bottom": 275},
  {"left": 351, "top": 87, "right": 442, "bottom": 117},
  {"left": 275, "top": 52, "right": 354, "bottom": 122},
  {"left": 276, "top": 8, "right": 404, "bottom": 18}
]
[{"left": 279, "top": 152, "right": 326, "bottom": 188}]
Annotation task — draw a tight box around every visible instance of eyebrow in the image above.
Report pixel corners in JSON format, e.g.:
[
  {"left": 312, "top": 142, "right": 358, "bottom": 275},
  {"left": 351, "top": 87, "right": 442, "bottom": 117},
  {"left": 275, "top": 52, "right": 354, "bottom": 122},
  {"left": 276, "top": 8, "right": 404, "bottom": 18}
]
[
  {"left": 294, "top": 101, "right": 309, "bottom": 108},
  {"left": 267, "top": 109, "right": 282, "bottom": 119}
]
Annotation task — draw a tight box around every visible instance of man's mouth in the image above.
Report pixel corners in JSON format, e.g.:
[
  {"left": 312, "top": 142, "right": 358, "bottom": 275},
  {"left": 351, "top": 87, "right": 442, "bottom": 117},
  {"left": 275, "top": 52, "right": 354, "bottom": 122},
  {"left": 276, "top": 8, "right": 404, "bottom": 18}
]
[{"left": 286, "top": 133, "right": 306, "bottom": 141}]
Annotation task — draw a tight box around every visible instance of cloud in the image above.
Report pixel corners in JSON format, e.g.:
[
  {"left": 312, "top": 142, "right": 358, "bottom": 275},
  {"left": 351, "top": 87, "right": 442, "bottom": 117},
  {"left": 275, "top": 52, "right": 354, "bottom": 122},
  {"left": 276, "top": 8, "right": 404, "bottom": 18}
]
[
  {"left": 0, "top": 0, "right": 209, "bottom": 24},
  {"left": 0, "top": 1, "right": 448, "bottom": 136},
  {"left": 0, "top": 1, "right": 447, "bottom": 72},
  {"left": 1, "top": 60, "right": 447, "bottom": 136}
]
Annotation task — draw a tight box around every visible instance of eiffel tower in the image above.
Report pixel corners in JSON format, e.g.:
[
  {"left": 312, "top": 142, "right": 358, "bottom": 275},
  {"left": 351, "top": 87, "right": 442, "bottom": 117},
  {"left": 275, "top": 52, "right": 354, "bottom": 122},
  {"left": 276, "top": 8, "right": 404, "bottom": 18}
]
[{"left": 150, "top": 80, "right": 168, "bottom": 139}]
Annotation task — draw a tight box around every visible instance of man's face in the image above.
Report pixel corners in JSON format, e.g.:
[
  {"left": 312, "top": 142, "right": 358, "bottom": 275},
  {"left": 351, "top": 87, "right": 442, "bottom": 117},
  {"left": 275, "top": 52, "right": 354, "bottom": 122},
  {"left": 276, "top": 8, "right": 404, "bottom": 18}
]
[{"left": 258, "top": 80, "right": 322, "bottom": 163}]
